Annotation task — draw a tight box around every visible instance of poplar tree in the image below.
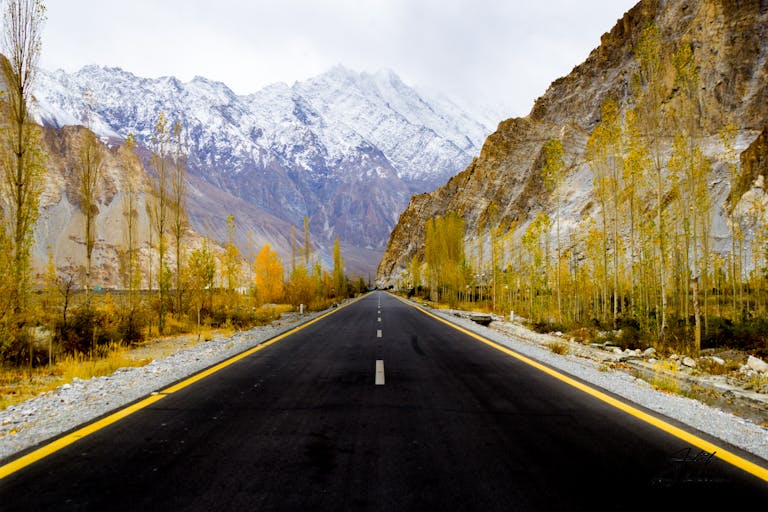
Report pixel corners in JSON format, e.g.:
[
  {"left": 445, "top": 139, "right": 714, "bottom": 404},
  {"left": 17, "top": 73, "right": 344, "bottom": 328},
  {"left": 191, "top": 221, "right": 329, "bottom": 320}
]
[
  {"left": 587, "top": 99, "right": 622, "bottom": 326},
  {"left": 170, "top": 120, "right": 188, "bottom": 317},
  {"left": 303, "top": 217, "right": 312, "bottom": 268},
  {"left": 720, "top": 123, "right": 740, "bottom": 319},
  {"left": 253, "top": 243, "right": 284, "bottom": 305},
  {"left": 542, "top": 138, "right": 565, "bottom": 321},
  {"left": 408, "top": 254, "right": 421, "bottom": 291},
  {"left": 623, "top": 109, "right": 648, "bottom": 318},
  {"left": 671, "top": 42, "right": 709, "bottom": 353},
  {"left": 77, "top": 92, "right": 103, "bottom": 306},
  {"left": 0, "top": 0, "right": 46, "bottom": 316},
  {"left": 332, "top": 237, "right": 345, "bottom": 297},
  {"left": 424, "top": 213, "right": 465, "bottom": 305},
  {"left": 119, "top": 133, "right": 141, "bottom": 339},
  {"left": 634, "top": 22, "right": 669, "bottom": 339},
  {"left": 187, "top": 240, "right": 215, "bottom": 341},
  {"left": 222, "top": 214, "right": 242, "bottom": 316},
  {"left": 149, "top": 112, "right": 171, "bottom": 333}
]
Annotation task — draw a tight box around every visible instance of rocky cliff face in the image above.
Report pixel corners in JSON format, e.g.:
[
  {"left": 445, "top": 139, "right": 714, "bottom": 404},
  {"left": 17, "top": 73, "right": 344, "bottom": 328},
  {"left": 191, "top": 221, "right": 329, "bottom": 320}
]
[
  {"left": 31, "top": 125, "right": 228, "bottom": 288},
  {"left": 377, "top": 0, "right": 768, "bottom": 285}
]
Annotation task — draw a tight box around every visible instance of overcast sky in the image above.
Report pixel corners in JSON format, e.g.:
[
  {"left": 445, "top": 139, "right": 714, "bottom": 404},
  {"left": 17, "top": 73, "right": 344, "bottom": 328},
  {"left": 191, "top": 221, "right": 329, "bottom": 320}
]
[{"left": 40, "top": 0, "right": 638, "bottom": 120}]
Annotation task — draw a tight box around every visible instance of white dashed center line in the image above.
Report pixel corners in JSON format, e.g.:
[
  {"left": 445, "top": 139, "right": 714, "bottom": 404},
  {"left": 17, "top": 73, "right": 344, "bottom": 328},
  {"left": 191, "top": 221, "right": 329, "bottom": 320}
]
[
  {"left": 375, "top": 360, "right": 385, "bottom": 385},
  {"left": 377, "top": 329, "right": 382, "bottom": 338}
]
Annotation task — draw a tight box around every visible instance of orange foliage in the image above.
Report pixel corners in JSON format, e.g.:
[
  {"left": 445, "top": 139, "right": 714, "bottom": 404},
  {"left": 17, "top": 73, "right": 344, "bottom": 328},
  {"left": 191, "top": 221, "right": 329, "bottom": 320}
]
[{"left": 253, "top": 244, "right": 285, "bottom": 304}]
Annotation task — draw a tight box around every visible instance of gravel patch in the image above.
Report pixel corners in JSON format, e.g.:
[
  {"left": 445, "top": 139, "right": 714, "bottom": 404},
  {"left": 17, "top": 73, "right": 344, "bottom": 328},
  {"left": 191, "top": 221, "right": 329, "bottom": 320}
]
[
  {"left": 0, "top": 309, "right": 329, "bottom": 462},
  {"left": 424, "top": 304, "right": 768, "bottom": 462}
]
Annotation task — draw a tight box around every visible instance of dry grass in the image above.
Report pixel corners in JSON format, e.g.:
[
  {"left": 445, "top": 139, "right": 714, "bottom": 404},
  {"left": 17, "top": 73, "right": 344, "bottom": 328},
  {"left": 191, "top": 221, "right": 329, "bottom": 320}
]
[
  {"left": 0, "top": 304, "right": 295, "bottom": 411},
  {"left": 0, "top": 344, "right": 152, "bottom": 411},
  {"left": 548, "top": 341, "right": 570, "bottom": 355},
  {"left": 57, "top": 345, "right": 152, "bottom": 382},
  {"left": 652, "top": 360, "right": 682, "bottom": 394}
]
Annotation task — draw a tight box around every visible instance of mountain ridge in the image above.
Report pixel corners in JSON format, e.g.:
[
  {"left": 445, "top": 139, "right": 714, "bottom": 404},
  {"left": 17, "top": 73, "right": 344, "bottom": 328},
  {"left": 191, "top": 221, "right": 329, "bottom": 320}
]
[{"left": 32, "top": 64, "right": 494, "bottom": 277}]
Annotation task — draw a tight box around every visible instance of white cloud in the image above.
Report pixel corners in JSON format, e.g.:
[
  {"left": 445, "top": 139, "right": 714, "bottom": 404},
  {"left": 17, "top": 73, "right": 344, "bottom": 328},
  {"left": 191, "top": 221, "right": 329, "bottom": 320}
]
[{"left": 40, "top": 0, "right": 638, "bottom": 118}]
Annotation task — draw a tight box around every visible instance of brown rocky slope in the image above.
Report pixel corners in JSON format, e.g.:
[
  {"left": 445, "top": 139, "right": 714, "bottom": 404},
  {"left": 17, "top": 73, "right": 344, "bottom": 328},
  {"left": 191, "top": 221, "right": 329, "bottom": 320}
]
[{"left": 377, "top": 0, "right": 768, "bottom": 285}]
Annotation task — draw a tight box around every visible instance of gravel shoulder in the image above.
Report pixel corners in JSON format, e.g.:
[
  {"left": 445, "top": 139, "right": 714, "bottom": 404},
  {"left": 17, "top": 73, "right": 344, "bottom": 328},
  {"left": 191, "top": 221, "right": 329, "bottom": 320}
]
[{"left": 418, "top": 302, "right": 768, "bottom": 463}]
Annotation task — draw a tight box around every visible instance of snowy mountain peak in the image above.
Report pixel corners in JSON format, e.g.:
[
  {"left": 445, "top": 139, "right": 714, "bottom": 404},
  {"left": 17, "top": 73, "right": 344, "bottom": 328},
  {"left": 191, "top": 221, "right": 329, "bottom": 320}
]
[{"left": 33, "top": 64, "right": 495, "bottom": 275}]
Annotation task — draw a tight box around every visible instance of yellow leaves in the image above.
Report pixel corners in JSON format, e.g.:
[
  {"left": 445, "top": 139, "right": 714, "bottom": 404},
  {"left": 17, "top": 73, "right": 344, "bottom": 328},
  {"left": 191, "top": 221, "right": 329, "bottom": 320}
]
[
  {"left": 424, "top": 213, "right": 465, "bottom": 302},
  {"left": 542, "top": 138, "right": 565, "bottom": 192},
  {"left": 286, "top": 265, "right": 314, "bottom": 307},
  {"left": 253, "top": 243, "right": 284, "bottom": 305}
]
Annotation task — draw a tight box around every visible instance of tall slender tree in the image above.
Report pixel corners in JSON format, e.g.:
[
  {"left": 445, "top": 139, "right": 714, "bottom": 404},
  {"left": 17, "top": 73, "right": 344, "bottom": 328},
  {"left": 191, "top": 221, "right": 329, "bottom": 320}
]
[
  {"left": 720, "top": 123, "right": 740, "bottom": 319},
  {"left": 332, "top": 237, "right": 345, "bottom": 297},
  {"left": 77, "top": 90, "right": 103, "bottom": 306},
  {"left": 170, "top": 119, "right": 188, "bottom": 317},
  {"left": 542, "top": 138, "right": 565, "bottom": 321},
  {"left": 0, "top": 0, "right": 46, "bottom": 316},
  {"left": 253, "top": 243, "right": 284, "bottom": 305},
  {"left": 119, "top": 133, "right": 142, "bottom": 340},
  {"left": 303, "top": 216, "right": 312, "bottom": 268},
  {"left": 634, "top": 22, "right": 669, "bottom": 339},
  {"left": 149, "top": 112, "right": 171, "bottom": 333}
]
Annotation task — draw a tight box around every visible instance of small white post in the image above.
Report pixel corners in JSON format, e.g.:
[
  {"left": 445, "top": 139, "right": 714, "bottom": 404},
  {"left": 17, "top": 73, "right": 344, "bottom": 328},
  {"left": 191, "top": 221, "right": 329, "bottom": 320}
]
[{"left": 300, "top": 304, "right": 304, "bottom": 315}]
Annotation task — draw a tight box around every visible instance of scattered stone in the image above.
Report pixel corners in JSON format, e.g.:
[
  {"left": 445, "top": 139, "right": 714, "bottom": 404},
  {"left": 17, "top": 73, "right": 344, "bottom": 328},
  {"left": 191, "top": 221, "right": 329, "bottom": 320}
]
[
  {"left": 747, "top": 355, "right": 768, "bottom": 373},
  {"left": 648, "top": 358, "right": 657, "bottom": 364},
  {"left": 555, "top": 331, "right": 563, "bottom": 337},
  {"left": 61, "top": 384, "right": 72, "bottom": 390},
  {"left": 710, "top": 356, "right": 725, "bottom": 365},
  {"left": 469, "top": 313, "right": 492, "bottom": 326},
  {"left": 612, "top": 347, "right": 623, "bottom": 355},
  {"left": 682, "top": 357, "right": 697, "bottom": 368},
  {"left": 642, "top": 347, "right": 656, "bottom": 357},
  {"left": 670, "top": 354, "right": 679, "bottom": 360}
]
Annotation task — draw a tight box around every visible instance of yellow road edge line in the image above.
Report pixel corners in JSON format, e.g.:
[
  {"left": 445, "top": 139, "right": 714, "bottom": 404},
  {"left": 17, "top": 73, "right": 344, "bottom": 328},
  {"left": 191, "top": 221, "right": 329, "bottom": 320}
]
[
  {"left": 0, "top": 298, "right": 360, "bottom": 480},
  {"left": 393, "top": 294, "right": 768, "bottom": 484},
  {"left": 0, "top": 394, "right": 166, "bottom": 480}
]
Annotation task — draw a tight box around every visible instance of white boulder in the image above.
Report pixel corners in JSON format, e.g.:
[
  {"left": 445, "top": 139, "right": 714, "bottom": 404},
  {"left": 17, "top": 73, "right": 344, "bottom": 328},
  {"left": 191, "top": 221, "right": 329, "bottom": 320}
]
[{"left": 747, "top": 355, "right": 768, "bottom": 373}]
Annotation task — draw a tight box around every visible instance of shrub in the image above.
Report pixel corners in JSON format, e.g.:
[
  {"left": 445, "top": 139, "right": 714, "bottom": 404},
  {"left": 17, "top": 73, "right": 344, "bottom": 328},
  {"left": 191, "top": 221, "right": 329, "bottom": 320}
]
[
  {"left": 0, "top": 327, "right": 49, "bottom": 367},
  {"left": 615, "top": 317, "right": 645, "bottom": 350},
  {"left": 548, "top": 341, "right": 569, "bottom": 355},
  {"left": 702, "top": 317, "right": 734, "bottom": 349},
  {"left": 58, "top": 307, "right": 123, "bottom": 355}
]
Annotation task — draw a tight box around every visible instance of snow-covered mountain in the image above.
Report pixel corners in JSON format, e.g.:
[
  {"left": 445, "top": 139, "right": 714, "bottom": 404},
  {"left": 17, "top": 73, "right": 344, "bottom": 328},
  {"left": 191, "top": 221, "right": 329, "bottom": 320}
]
[{"left": 34, "top": 65, "right": 493, "bottom": 275}]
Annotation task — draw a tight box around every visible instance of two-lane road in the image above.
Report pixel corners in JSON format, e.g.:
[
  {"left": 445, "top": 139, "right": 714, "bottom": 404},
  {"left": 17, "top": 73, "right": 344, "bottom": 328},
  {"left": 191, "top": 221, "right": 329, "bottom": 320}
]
[{"left": 1, "top": 291, "right": 767, "bottom": 510}]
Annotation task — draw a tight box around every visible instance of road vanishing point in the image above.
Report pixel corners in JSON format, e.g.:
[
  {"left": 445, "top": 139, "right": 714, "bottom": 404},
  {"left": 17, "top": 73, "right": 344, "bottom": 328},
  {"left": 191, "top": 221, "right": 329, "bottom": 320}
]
[{"left": 1, "top": 291, "right": 767, "bottom": 510}]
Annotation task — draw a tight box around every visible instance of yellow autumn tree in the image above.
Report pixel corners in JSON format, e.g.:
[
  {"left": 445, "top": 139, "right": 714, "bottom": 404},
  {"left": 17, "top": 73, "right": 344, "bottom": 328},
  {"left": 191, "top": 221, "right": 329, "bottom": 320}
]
[{"left": 253, "top": 243, "right": 284, "bottom": 305}]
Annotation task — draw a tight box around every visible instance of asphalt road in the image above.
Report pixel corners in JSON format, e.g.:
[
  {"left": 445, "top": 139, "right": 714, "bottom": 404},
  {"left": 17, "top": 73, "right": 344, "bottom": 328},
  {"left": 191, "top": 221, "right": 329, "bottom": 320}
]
[{"left": 1, "top": 291, "right": 767, "bottom": 511}]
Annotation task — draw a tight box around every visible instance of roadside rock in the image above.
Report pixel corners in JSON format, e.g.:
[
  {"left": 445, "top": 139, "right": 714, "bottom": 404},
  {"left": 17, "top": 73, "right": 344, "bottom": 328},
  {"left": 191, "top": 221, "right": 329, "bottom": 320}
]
[
  {"left": 747, "top": 355, "right": 768, "bottom": 373},
  {"left": 682, "top": 357, "right": 697, "bottom": 368}
]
